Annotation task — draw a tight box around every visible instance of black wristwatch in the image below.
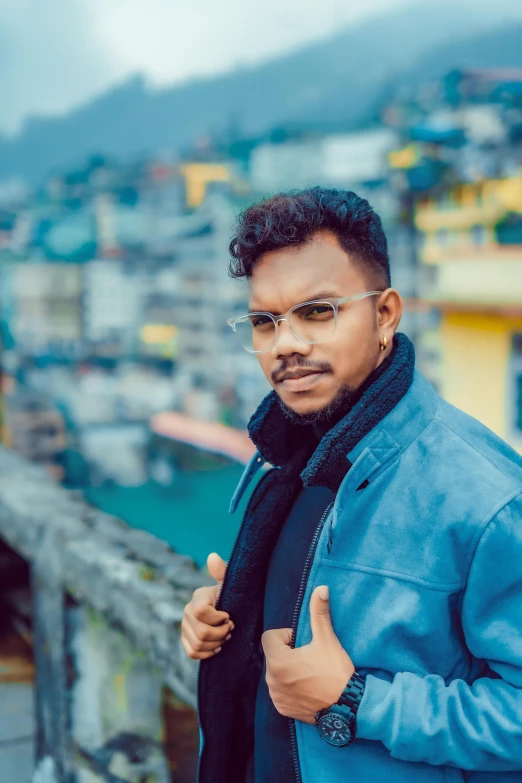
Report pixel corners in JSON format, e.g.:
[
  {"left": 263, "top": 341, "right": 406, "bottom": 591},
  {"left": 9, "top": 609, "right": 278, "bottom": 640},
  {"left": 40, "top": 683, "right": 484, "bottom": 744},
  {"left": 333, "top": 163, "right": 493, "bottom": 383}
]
[{"left": 314, "top": 672, "right": 366, "bottom": 747}]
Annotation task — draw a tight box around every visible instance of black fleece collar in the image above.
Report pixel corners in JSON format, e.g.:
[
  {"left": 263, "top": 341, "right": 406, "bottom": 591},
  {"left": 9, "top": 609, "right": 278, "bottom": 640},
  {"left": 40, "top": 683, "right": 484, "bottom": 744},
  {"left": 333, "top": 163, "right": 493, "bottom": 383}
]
[{"left": 247, "top": 332, "right": 416, "bottom": 493}]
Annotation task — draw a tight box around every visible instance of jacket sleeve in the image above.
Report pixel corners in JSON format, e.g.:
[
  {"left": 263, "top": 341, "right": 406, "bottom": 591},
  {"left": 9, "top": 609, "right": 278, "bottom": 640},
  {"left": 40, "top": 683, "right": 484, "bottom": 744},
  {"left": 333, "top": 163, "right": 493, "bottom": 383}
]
[{"left": 356, "top": 492, "right": 522, "bottom": 771}]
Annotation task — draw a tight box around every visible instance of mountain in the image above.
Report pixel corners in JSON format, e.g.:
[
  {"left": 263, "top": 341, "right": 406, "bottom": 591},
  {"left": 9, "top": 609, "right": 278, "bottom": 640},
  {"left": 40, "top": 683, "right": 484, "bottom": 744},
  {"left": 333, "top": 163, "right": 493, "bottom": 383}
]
[
  {"left": 392, "top": 23, "right": 522, "bottom": 95},
  {"left": 1, "top": 1, "right": 522, "bottom": 185}
]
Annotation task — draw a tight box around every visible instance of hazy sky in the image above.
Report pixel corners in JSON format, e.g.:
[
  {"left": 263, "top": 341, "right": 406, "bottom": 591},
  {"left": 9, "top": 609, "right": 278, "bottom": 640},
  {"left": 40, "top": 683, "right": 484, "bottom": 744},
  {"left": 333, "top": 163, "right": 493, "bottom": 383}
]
[{"left": 0, "top": 0, "right": 410, "bottom": 135}]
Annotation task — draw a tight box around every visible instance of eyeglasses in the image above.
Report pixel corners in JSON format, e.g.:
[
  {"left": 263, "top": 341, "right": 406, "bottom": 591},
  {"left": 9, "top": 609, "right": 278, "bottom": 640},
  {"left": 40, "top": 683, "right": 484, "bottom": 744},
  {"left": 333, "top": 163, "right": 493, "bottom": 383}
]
[{"left": 227, "top": 291, "right": 383, "bottom": 354}]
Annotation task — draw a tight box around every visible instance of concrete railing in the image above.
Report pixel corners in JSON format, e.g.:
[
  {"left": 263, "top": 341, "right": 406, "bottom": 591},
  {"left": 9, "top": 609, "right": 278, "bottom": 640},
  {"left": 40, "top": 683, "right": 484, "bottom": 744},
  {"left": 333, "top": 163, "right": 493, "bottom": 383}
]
[{"left": 0, "top": 446, "right": 212, "bottom": 783}]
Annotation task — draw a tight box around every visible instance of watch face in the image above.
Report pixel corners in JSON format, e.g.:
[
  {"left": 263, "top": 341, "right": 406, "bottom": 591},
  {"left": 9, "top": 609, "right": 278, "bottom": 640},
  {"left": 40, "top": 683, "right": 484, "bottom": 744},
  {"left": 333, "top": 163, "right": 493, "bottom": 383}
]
[{"left": 317, "top": 712, "right": 352, "bottom": 747}]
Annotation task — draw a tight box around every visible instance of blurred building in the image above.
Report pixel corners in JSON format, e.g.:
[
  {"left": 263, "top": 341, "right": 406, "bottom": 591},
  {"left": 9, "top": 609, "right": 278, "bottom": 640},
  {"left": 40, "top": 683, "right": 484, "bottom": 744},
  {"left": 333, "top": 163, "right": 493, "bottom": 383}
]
[
  {"left": 172, "top": 191, "right": 270, "bottom": 427},
  {"left": 249, "top": 127, "right": 396, "bottom": 212},
  {"left": 138, "top": 266, "right": 180, "bottom": 365},
  {"left": 415, "top": 175, "right": 522, "bottom": 452},
  {"left": 83, "top": 259, "right": 146, "bottom": 358},
  {"left": 179, "top": 162, "right": 233, "bottom": 208},
  {"left": 385, "top": 69, "right": 522, "bottom": 452},
  {"left": 10, "top": 262, "right": 83, "bottom": 359}
]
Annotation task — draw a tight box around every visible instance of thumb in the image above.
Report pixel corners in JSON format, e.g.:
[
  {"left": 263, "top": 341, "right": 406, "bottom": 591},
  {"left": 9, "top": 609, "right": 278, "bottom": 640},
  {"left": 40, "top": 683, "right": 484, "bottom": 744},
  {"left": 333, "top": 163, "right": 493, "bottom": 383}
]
[
  {"left": 207, "top": 552, "right": 227, "bottom": 584},
  {"left": 309, "top": 585, "right": 335, "bottom": 642}
]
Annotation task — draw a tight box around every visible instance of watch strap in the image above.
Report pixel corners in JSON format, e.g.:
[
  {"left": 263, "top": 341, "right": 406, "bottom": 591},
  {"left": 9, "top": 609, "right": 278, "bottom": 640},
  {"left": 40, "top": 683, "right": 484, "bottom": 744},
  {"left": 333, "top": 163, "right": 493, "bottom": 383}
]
[{"left": 337, "top": 671, "right": 365, "bottom": 716}]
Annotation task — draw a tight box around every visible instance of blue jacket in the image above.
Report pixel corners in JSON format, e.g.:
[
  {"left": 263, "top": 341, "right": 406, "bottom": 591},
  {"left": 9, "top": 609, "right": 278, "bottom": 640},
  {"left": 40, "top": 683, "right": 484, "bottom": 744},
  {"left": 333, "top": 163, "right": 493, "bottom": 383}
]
[{"left": 197, "top": 369, "right": 522, "bottom": 783}]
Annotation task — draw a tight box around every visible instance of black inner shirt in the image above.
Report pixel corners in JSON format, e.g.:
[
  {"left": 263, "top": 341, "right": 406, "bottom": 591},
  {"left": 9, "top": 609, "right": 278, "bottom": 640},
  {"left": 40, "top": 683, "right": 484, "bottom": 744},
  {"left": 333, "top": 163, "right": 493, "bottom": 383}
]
[{"left": 251, "top": 483, "right": 335, "bottom": 783}]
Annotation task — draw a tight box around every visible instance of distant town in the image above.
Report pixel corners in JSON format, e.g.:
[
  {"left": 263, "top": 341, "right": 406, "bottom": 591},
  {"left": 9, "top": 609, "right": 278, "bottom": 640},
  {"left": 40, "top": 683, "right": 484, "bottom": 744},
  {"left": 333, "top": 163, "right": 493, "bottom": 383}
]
[{"left": 0, "top": 66, "right": 521, "bottom": 494}]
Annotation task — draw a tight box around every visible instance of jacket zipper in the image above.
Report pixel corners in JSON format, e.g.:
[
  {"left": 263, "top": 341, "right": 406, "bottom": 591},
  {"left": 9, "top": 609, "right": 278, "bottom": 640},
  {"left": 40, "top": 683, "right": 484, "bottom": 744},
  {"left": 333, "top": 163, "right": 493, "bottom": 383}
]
[
  {"left": 288, "top": 500, "right": 335, "bottom": 783},
  {"left": 196, "top": 467, "right": 275, "bottom": 783}
]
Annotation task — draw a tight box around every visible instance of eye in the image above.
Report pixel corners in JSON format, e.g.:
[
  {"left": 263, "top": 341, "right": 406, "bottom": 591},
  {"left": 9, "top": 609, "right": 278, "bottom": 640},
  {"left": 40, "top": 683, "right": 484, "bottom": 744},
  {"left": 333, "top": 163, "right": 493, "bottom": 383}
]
[
  {"left": 300, "top": 303, "right": 334, "bottom": 319},
  {"left": 250, "top": 314, "right": 273, "bottom": 329},
  {"left": 310, "top": 305, "right": 330, "bottom": 315}
]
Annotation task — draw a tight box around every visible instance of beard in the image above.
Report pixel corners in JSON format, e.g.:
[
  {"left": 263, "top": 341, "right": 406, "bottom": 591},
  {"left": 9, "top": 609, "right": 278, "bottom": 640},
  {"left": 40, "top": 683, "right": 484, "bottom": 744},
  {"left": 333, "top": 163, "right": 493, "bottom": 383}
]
[{"left": 276, "top": 383, "right": 361, "bottom": 427}]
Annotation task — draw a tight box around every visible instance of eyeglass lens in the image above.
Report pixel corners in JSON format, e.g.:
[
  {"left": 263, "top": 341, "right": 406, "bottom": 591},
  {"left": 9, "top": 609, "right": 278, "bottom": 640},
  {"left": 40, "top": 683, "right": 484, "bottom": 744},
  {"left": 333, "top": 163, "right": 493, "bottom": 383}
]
[{"left": 235, "top": 301, "right": 337, "bottom": 353}]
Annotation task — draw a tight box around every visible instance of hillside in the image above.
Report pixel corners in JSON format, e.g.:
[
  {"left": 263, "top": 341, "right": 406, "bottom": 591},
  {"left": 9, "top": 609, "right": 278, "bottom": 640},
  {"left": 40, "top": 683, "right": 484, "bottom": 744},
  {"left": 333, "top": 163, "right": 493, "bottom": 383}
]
[{"left": 1, "top": 1, "right": 522, "bottom": 184}]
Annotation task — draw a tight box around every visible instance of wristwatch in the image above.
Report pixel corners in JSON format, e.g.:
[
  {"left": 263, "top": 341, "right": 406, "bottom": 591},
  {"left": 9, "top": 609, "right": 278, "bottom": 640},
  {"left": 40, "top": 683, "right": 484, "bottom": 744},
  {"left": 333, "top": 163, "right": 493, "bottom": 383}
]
[{"left": 314, "top": 672, "right": 366, "bottom": 747}]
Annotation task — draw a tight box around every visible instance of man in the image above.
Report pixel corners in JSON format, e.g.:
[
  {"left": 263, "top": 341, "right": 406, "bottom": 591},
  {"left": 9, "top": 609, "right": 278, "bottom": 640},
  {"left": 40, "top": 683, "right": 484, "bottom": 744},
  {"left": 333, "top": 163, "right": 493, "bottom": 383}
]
[{"left": 182, "top": 187, "right": 522, "bottom": 783}]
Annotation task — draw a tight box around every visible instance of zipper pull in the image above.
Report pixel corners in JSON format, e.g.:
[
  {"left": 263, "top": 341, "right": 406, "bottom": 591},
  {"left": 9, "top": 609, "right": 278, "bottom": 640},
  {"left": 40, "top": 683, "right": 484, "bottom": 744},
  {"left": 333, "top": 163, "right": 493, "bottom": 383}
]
[
  {"left": 327, "top": 521, "right": 334, "bottom": 555},
  {"left": 325, "top": 504, "right": 335, "bottom": 555}
]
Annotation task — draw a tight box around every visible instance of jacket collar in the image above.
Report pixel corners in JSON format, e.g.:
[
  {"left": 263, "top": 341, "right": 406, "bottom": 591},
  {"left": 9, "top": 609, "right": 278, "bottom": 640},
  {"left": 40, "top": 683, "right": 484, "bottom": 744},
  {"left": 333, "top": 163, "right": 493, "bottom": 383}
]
[
  {"left": 345, "top": 369, "right": 439, "bottom": 467},
  {"left": 247, "top": 332, "right": 416, "bottom": 493}
]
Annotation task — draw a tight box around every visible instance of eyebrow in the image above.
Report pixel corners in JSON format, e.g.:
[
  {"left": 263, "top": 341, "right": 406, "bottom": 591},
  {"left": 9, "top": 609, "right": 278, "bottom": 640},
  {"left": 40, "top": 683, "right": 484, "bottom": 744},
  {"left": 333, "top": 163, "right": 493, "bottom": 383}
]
[{"left": 248, "top": 290, "right": 341, "bottom": 315}]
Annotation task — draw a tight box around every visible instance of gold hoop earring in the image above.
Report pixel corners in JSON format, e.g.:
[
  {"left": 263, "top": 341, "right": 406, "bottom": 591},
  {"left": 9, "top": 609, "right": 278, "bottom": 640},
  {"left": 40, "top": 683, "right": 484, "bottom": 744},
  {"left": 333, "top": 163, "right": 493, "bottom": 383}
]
[{"left": 380, "top": 335, "right": 387, "bottom": 351}]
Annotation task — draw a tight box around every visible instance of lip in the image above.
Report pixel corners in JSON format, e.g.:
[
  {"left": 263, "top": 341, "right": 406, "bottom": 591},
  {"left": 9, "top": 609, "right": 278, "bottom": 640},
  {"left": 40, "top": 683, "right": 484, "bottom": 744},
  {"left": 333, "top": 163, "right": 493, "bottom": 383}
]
[{"left": 279, "top": 371, "right": 326, "bottom": 391}]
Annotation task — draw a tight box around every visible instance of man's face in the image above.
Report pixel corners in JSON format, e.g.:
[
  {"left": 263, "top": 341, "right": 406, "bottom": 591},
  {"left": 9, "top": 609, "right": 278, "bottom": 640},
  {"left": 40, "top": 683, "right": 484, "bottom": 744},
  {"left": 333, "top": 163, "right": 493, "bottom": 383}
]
[{"left": 248, "top": 231, "right": 391, "bottom": 423}]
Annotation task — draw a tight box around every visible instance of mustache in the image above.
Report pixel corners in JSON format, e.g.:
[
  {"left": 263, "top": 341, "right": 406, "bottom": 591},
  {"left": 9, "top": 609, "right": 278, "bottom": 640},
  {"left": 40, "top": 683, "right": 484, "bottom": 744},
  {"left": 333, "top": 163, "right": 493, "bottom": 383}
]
[{"left": 271, "top": 358, "right": 333, "bottom": 384}]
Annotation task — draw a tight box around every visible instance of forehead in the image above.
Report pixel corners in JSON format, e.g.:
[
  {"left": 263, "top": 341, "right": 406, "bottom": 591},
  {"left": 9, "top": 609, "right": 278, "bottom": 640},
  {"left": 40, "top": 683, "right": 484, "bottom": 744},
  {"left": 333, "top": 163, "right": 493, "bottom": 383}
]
[{"left": 248, "top": 231, "right": 367, "bottom": 311}]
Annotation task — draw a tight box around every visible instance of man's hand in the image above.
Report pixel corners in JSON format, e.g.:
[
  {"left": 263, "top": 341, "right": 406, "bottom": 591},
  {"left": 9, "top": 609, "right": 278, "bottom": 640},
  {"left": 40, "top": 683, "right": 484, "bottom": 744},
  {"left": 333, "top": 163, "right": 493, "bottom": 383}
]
[
  {"left": 261, "top": 585, "right": 354, "bottom": 724},
  {"left": 181, "top": 552, "right": 235, "bottom": 660}
]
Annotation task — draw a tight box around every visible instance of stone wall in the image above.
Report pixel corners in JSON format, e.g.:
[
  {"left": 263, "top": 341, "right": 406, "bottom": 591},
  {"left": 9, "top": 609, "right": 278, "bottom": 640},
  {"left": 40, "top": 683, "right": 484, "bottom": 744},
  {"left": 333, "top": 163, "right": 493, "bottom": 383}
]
[{"left": 0, "top": 447, "right": 212, "bottom": 782}]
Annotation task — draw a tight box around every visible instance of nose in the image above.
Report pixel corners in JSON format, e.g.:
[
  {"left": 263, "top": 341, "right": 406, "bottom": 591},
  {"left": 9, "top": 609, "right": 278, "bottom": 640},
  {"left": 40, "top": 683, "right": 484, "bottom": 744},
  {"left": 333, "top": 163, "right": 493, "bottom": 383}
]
[{"left": 270, "top": 317, "right": 311, "bottom": 359}]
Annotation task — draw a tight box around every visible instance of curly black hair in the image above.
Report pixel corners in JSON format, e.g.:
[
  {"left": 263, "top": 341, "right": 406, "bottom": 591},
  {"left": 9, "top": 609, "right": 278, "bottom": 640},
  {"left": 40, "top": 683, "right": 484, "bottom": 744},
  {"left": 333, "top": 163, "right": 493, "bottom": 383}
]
[{"left": 228, "top": 186, "right": 391, "bottom": 287}]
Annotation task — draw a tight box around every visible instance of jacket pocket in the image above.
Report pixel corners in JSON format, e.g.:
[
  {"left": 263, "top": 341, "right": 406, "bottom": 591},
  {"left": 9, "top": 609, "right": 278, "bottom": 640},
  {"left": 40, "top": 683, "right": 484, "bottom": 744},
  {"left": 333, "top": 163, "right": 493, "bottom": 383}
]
[{"left": 316, "top": 558, "right": 468, "bottom": 683}]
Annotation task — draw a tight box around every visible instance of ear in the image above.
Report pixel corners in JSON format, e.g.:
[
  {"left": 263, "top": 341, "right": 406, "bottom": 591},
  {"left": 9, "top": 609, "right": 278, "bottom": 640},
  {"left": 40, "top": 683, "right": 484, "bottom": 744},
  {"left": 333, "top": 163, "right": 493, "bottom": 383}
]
[{"left": 376, "top": 289, "right": 402, "bottom": 336}]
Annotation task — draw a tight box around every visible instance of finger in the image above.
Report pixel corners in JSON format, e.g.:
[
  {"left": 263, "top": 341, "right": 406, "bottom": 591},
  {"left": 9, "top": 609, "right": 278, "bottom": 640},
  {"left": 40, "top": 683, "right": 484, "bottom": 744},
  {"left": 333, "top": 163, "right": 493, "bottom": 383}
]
[
  {"left": 207, "top": 552, "right": 227, "bottom": 583},
  {"left": 191, "top": 588, "right": 230, "bottom": 625},
  {"left": 261, "top": 628, "right": 293, "bottom": 657},
  {"left": 182, "top": 618, "right": 227, "bottom": 652},
  {"left": 182, "top": 618, "right": 231, "bottom": 653},
  {"left": 181, "top": 632, "right": 222, "bottom": 661},
  {"left": 184, "top": 612, "right": 234, "bottom": 643},
  {"left": 309, "top": 585, "right": 335, "bottom": 642},
  {"left": 193, "top": 601, "right": 231, "bottom": 627}
]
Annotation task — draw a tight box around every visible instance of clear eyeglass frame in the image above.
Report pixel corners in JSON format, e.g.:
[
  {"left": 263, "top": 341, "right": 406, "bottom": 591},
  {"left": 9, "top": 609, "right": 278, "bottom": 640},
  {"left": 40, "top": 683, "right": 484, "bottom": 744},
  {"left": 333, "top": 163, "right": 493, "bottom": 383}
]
[{"left": 227, "top": 290, "right": 383, "bottom": 354}]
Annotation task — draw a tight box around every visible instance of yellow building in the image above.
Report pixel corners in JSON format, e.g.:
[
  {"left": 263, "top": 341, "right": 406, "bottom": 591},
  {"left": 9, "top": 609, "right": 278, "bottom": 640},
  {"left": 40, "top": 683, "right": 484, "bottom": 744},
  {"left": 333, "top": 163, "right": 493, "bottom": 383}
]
[
  {"left": 179, "top": 163, "right": 232, "bottom": 208},
  {"left": 415, "top": 175, "right": 522, "bottom": 453}
]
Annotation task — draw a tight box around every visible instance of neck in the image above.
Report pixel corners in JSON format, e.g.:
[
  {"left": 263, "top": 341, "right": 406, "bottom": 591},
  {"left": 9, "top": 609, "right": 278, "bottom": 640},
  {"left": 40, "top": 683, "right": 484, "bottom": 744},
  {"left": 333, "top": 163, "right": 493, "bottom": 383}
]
[{"left": 312, "top": 420, "right": 331, "bottom": 440}]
